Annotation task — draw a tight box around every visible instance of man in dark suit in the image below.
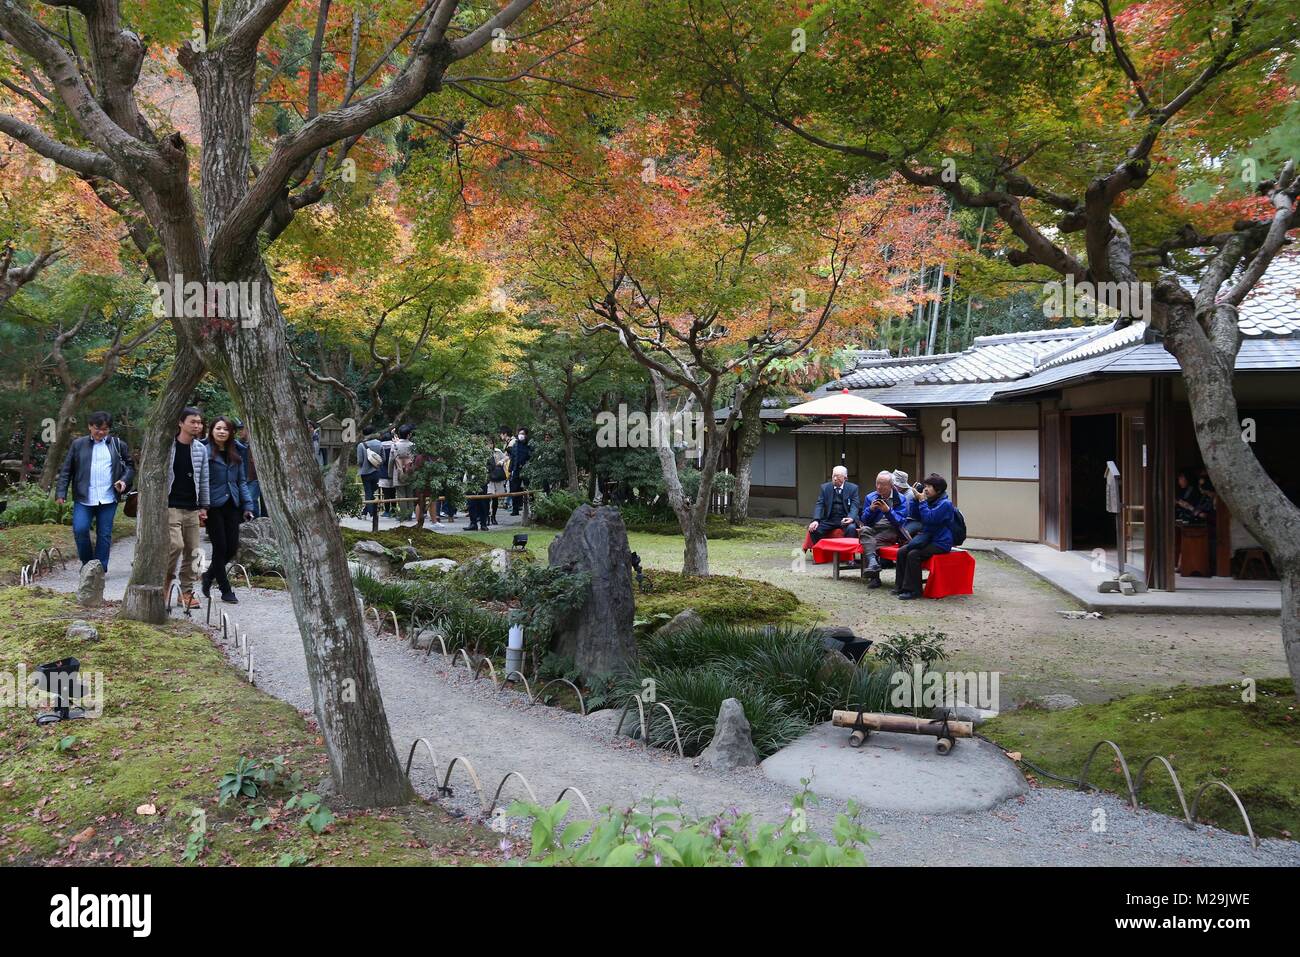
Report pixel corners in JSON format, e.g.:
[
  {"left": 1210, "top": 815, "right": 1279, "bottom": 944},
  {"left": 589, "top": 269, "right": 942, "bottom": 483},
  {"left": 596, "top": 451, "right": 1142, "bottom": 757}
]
[{"left": 806, "top": 466, "right": 860, "bottom": 545}]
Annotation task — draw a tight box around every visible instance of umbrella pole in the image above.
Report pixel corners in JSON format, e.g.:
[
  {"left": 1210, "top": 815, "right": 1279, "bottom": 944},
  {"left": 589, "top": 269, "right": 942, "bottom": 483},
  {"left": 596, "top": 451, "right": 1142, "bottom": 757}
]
[{"left": 841, "top": 417, "right": 847, "bottom": 467}]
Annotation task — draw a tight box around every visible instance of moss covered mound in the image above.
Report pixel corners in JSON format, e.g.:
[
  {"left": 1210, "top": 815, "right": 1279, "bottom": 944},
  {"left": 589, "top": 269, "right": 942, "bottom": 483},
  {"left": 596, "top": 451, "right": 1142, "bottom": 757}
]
[
  {"left": 0, "top": 587, "right": 489, "bottom": 865},
  {"left": 981, "top": 679, "right": 1300, "bottom": 841},
  {"left": 340, "top": 526, "right": 492, "bottom": 563},
  {"left": 634, "top": 569, "right": 802, "bottom": 624}
]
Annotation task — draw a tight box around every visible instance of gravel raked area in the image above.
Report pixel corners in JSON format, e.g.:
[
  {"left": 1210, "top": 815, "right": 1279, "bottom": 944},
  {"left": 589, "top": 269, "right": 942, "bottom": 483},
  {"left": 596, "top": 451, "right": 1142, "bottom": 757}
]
[{"left": 36, "top": 536, "right": 1300, "bottom": 866}]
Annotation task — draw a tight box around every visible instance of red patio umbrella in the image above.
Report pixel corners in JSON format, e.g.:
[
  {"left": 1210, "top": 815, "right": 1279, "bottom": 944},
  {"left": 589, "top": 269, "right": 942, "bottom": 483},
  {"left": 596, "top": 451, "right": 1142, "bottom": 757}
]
[{"left": 783, "top": 389, "right": 908, "bottom": 466}]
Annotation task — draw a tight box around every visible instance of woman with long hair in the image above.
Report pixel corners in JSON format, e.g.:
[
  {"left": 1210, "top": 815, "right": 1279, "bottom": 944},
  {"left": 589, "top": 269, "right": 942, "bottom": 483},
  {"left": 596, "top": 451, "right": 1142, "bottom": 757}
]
[{"left": 203, "top": 415, "right": 254, "bottom": 603}]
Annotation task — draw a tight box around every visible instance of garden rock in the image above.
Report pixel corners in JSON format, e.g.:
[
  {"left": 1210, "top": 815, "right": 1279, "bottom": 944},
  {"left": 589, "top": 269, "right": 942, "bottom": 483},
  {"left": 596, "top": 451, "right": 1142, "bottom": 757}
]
[
  {"left": 65, "top": 620, "right": 99, "bottom": 643},
  {"left": 547, "top": 505, "right": 635, "bottom": 676},
  {"left": 1097, "top": 580, "right": 1121, "bottom": 593},
  {"left": 654, "top": 608, "right": 702, "bottom": 639},
  {"left": 240, "top": 517, "right": 275, "bottom": 545},
  {"left": 931, "top": 704, "right": 997, "bottom": 726},
  {"left": 698, "top": 698, "right": 758, "bottom": 770},
  {"left": 350, "top": 540, "right": 400, "bottom": 578},
  {"left": 77, "top": 560, "right": 105, "bottom": 607},
  {"left": 410, "top": 627, "right": 445, "bottom": 652},
  {"left": 405, "top": 558, "right": 458, "bottom": 574},
  {"left": 1039, "top": 693, "right": 1080, "bottom": 711}
]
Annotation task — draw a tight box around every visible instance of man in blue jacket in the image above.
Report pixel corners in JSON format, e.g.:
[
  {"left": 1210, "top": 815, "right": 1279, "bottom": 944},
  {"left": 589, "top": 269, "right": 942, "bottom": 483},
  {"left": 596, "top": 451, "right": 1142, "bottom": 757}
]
[
  {"left": 55, "top": 411, "right": 134, "bottom": 573},
  {"left": 858, "top": 470, "right": 908, "bottom": 588},
  {"left": 896, "top": 473, "right": 955, "bottom": 600},
  {"left": 806, "top": 466, "right": 860, "bottom": 545}
]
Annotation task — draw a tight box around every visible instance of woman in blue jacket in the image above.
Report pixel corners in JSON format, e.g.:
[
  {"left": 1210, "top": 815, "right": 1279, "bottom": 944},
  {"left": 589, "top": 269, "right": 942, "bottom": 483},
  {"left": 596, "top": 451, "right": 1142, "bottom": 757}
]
[
  {"left": 895, "top": 473, "right": 954, "bottom": 600},
  {"left": 203, "top": 416, "right": 254, "bottom": 604}
]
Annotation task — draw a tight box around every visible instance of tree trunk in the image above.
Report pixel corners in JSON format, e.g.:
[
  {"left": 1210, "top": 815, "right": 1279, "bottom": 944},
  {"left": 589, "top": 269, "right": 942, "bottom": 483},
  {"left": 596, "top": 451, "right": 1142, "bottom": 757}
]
[
  {"left": 559, "top": 412, "right": 581, "bottom": 494},
  {"left": 38, "top": 392, "right": 83, "bottom": 490},
  {"left": 728, "top": 385, "right": 766, "bottom": 525},
  {"left": 1162, "top": 292, "right": 1300, "bottom": 700},
  {"left": 121, "top": 348, "right": 206, "bottom": 624},
  {"left": 218, "top": 267, "right": 412, "bottom": 806}
]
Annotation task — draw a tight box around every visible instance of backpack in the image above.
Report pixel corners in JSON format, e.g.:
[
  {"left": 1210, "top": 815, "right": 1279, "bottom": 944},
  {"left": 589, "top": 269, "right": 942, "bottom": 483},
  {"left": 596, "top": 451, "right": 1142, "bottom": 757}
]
[
  {"left": 392, "top": 443, "right": 416, "bottom": 485},
  {"left": 950, "top": 507, "right": 967, "bottom": 547}
]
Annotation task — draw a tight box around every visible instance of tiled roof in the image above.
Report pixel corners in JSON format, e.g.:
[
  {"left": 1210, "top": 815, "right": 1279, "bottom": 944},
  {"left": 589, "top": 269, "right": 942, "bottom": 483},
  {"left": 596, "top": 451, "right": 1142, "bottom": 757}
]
[
  {"left": 1236, "top": 247, "right": 1300, "bottom": 337},
  {"left": 800, "top": 248, "right": 1300, "bottom": 409}
]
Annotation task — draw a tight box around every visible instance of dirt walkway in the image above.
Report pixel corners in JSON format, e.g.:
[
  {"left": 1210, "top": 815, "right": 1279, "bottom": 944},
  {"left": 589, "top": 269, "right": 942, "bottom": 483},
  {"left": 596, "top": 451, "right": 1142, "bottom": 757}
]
[{"left": 37, "top": 538, "right": 1298, "bottom": 866}]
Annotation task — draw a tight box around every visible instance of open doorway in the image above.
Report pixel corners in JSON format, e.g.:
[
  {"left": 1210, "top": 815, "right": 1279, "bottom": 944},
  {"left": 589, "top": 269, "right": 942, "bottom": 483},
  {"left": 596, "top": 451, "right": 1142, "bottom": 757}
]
[{"left": 1069, "top": 413, "right": 1118, "bottom": 552}]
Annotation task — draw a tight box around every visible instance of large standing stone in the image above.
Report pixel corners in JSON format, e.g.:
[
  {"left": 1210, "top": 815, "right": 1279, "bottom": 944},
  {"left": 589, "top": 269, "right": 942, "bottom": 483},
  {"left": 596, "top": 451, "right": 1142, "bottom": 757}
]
[
  {"left": 77, "top": 561, "right": 105, "bottom": 607},
  {"left": 547, "top": 505, "right": 634, "bottom": 677},
  {"left": 699, "top": 698, "right": 758, "bottom": 770}
]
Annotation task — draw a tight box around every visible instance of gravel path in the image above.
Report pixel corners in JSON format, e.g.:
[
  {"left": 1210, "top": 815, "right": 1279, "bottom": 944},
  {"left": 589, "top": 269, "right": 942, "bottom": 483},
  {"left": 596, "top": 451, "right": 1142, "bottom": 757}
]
[{"left": 39, "top": 538, "right": 1299, "bottom": 866}]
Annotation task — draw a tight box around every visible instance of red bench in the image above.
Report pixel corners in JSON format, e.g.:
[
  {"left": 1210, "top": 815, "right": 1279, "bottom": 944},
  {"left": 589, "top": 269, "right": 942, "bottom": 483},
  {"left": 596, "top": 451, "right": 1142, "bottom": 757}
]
[
  {"left": 809, "top": 536, "right": 863, "bottom": 579},
  {"left": 877, "top": 545, "right": 975, "bottom": 599}
]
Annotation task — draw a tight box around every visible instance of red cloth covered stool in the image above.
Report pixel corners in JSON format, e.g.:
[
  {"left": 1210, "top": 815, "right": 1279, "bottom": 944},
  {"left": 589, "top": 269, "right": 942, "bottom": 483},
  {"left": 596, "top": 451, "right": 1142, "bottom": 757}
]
[
  {"left": 877, "top": 546, "right": 975, "bottom": 598},
  {"left": 802, "top": 527, "right": 845, "bottom": 559},
  {"left": 810, "top": 536, "right": 863, "bottom": 579}
]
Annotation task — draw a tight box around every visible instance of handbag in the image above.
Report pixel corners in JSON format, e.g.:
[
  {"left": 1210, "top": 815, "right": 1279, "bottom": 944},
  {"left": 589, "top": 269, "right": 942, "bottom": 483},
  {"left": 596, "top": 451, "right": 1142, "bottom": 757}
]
[
  {"left": 123, "top": 490, "right": 139, "bottom": 518},
  {"left": 366, "top": 446, "right": 382, "bottom": 468}
]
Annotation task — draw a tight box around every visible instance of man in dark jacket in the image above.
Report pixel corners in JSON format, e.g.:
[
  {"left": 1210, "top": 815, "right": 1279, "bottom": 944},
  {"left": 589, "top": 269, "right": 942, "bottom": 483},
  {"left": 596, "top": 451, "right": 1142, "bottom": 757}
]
[
  {"left": 806, "top": 466, "right": 860, "bottom": 544},
  {"left": 55, "top": 411, "right": 134, "bottom": 573},
  {"left": 858, "top": 470, "right": 909, "bottom": 588},
  {"left": 507, "top": 427, "right": 532, "bottom": 516},
  {"left": 356, "top": 432, "right": 385, "bottom": 519}
]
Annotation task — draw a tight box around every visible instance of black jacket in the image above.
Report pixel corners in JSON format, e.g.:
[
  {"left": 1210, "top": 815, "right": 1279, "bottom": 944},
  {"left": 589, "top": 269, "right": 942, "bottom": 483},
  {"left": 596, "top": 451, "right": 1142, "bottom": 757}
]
[{"left": 56, "top": 435, "right": 135, "bottom": 504}]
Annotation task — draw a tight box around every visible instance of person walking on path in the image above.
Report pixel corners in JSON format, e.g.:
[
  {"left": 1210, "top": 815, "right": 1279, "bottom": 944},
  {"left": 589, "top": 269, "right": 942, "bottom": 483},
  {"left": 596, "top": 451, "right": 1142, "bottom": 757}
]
[
  {"left": 202, "top": 416, "right": 254, "bottom": 604},
  {"left": 164, "top": 407, "right": 209, "bottom": 609},
  {"left": 356, "top": 430, "right": 385, "bottom": 519},
  {"left": 488, "top": 430, "right": 510, "bottom": 525},
  {"left": 507, "top": 426, "right": 532, "bottom": 516},
  {"left": 389, "top": 424, "right": 416, "bottom": 521},
  {"left": 236, "top": 420, "right": 263, "bottom": 518},
  {"left": 55, "top": 411, "right": 134, "bottom": 574}
]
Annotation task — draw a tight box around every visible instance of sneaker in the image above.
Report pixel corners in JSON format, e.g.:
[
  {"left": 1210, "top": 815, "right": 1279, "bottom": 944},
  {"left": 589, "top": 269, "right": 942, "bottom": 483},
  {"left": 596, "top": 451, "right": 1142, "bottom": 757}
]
[
  {"left": 181, "top": 591, "right": 202, "bottom": 609},
  {"left": 221, "top": 591, "right": 239, "bottom": 605},
  {"left": 896, "top": 591, "right": 917, "bottom": 600},
  {"left": 866, "top": 575, "right": 881, "bottom": 590}
]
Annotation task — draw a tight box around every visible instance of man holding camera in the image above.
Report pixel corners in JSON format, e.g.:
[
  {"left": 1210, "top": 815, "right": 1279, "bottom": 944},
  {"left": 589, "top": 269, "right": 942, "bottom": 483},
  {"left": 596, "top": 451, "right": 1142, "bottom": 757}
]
[{"left": 858, "top": 470, "right": 909, "bottom": 588}]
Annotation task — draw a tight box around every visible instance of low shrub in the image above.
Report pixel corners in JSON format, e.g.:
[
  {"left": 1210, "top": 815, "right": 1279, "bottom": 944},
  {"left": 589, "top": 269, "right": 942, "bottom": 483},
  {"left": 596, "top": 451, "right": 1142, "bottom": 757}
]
[
  {"left": 624, "top": 621, "right": 924, "bottom": 758},
  {"left": 339, "top": 526, "right": 491, "bottom": 563},
  {"left": 0, "top": 484, "right": 71, "bottom": 528},
  {"left": 507, "top": 786, "right": 877, "bottom": 866},
  {"left": 352, "top": 570, "right": 510, "bottom": 655},
  {"left": 454, "top": 558, "right": 591, "bottom": 646},
  {"left": 531, "top": 490, "right": 588, "bottom": 528}
]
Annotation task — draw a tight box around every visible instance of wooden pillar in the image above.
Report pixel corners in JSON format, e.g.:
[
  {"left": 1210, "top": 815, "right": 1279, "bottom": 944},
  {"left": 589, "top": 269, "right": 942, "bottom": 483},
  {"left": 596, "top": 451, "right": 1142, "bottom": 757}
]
[{"left": 1149, "top": 378, "right": 1176, "bottom": 590}]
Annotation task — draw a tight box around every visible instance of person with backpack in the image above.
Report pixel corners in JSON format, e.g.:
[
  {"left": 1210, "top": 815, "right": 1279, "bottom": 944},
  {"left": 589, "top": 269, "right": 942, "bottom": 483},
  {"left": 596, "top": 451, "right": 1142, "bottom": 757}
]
[
  {"left": 356, "top": 431, "right": 386, "bottom": 519},
  {"left": 487, "top": 434, "right": 509, "bottom": 525},
  {"left": 858, "top": 470, "right": 909, "bottom": 589},
  {"left": 389, "top": 424, "right": 416, "bottom": 520},
  {"left": 55, "top": 411, "right": 135, "bottom": 574},
  {"left": 895, "top": 473, "right": 958, "bottom": 601}
]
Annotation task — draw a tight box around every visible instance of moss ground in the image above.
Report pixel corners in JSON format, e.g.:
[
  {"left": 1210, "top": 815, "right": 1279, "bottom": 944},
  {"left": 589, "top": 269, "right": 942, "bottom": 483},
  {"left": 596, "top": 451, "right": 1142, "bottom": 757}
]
[{"left": 0, "top": 587, "right": 495, "bottom": 865}]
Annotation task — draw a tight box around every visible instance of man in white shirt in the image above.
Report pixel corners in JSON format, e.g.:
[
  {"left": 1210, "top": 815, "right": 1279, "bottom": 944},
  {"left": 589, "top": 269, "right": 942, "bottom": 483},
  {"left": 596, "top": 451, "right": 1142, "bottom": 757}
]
[{"left": 55, "top": 411, "right": 134, "bottom": 573}]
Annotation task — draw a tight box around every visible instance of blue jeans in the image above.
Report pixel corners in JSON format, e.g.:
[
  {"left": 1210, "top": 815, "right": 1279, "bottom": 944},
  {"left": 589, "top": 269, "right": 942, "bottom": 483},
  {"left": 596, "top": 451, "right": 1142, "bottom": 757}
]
[
  {"left": 73, "top": 501, "right": 117, "bottom": 572},
  {"left": 246, "top": 479, "right": 262, "bottom": 518}
]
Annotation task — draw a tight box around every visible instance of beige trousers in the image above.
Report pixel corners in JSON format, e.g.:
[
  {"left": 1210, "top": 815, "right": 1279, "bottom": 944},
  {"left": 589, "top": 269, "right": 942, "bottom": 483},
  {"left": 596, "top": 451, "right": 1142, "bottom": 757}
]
[{"left": 167, "top": 507, "right": 202, "bottom": 593}]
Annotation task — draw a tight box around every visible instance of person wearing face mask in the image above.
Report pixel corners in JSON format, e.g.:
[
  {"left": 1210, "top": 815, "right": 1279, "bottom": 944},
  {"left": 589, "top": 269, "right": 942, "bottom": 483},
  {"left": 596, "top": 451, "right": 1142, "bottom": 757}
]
[
  {"left": 507, "top": 427, "right": 532, "bottom": 516},
  {"left": 894, "top": 473, "right": 955, "bottom": 600}
]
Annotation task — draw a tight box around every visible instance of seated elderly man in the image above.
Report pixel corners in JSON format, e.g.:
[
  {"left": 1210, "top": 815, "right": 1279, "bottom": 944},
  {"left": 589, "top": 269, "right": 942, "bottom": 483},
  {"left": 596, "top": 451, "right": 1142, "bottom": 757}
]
[
  {"left": 858, "top": 470, "right": 909, "bottom": 588},
  {"left": 806, "top": 466, "right": 860, "bottom": 546}
]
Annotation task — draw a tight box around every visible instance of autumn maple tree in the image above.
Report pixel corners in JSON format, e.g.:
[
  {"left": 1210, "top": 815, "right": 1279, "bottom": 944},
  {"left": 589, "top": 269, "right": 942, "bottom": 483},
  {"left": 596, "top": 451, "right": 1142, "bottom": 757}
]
[{"left": 0, "top": 0, "right": 596, "bottom": 805}]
